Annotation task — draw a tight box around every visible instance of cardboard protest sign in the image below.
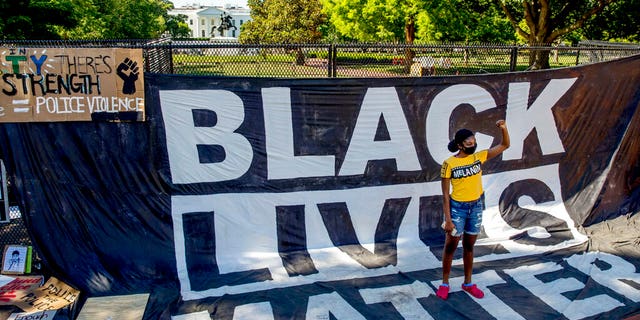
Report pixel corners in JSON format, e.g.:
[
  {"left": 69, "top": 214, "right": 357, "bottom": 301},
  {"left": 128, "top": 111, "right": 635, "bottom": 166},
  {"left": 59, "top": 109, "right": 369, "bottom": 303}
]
[
  {"left": 7, "top": 310, "right": 57, "bottom": 320},
  {"left": 0, "top": 276, "right": 43, "bottom": 305},
  {"left": 0, "top": 47, "right": 145, "bottom": 122},
  {"left": 13, "top": 277, "right": 79, "bottom": 313}
]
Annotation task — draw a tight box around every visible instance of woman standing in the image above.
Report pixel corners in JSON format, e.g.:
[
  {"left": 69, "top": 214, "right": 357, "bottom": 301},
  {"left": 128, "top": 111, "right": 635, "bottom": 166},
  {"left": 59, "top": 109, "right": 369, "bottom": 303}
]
[{"left": 436, "top": 120, "right": 510, "bottom": 300}]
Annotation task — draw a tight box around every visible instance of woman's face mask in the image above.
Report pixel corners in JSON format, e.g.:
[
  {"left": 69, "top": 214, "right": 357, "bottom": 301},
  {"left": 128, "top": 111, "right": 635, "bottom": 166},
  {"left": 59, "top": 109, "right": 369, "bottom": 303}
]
[{"left": 459, "top": 136, "right": 477, "bottom": 154}]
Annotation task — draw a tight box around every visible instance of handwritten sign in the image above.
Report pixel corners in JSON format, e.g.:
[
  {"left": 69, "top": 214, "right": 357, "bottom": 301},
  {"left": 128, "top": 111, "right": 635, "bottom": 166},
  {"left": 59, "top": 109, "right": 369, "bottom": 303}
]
[
  {"left": 13, "top": 277, "right": 79, "bottom": 312},
  {"left": 0, "top": 275, "right": 43, "bottom": 305},
  {"left": 0, "top": 47, "right": 145, "bottom": 122},
  {"left": 7, "top": 310, "right": 57, "bottom": 320}
]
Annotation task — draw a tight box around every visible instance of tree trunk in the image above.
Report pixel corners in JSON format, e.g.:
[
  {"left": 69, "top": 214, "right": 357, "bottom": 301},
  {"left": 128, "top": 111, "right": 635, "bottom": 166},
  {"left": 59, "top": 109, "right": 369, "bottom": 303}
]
[
  {"left": 294, "top": 48, "right": 305, "bottom": 66},
  {"left": 403, "top": 17, "right": 416, "bottom": 74},
  {"left": 528, "top": 49, "right": 551, "bottom": 70},
  {"left": 403, "top": 48, "right": 415, "bottom": 74}
]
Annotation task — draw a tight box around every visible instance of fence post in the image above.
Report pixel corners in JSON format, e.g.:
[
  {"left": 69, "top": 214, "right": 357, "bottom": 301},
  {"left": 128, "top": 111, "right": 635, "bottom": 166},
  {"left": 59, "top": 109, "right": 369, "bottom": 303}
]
[
  {"left": 169, "top": 42, "right": 174, "bottom": 74},
  {"left": 327, "top": 44, "right": 333, "bottom": 77},
  {"left": 331, "top": 44, "right": 338, "bottom": 77},
  {"left": 509, "top": 46, "right": 518, "bottom": 72}
]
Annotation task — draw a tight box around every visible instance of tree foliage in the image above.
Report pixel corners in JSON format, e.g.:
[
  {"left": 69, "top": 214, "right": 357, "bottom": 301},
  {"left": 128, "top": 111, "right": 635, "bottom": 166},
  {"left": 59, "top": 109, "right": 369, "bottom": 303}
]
[
  {"left": 417, "top": 0, "right": 515, "bottom": 42},
  {"left": 321, "top": 0, "right": 515, "bottom": 43},
  {"left": 0, "top": 0, "right": 78, "bottom": 40},
  {"left": 494, "top": 0, "right": 620, "bottom": 68},
  {"left": 321, "top": 0, "right": 420, "bottom": 42},
  {"left": 581, "top": 0, "right": 640, "bottom": 42},
  {"left": 165, "top": 13, "right": 192, "bottom": 39},
  {"left": 55, "top": 0, "right": 173, "bottom": 39},
  {"left": 240, "top": 0, "right": 326, "bottom": 43}
]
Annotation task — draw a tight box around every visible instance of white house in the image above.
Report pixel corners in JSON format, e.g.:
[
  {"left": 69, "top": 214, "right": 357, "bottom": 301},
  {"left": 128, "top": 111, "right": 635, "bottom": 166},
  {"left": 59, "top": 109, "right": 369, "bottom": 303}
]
[{"left": 169, "top": 4, "right": 251, "bottom": 39}]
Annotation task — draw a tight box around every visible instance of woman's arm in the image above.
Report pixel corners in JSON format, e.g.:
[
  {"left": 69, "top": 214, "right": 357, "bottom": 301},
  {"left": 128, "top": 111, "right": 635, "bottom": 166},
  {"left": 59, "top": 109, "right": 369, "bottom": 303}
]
[
  {"left": 441, "top": 178, "right": 454, "bottom": 232},
  {"left": 487, "top": 119, "right": 510, "bottom": 160}
]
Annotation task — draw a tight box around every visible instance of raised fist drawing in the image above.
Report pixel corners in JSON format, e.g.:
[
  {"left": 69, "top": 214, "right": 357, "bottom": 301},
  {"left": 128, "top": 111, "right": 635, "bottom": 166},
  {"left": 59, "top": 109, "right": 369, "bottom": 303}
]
[{"left": 117, "top": 57, "right": 139, "bottom": 95}]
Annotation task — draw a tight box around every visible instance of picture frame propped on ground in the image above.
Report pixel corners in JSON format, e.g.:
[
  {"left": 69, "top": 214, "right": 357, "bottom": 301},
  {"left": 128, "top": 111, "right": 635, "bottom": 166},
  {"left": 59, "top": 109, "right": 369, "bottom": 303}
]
[{"left": 1, "top": 246, "right": 31, "bottom": 275}]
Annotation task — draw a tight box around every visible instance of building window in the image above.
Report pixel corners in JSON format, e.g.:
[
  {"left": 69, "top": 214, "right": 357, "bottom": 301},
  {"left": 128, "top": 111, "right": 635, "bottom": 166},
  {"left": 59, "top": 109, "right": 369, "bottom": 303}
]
[
  {"left": 202, "top": 30, "right": 205, "bottom": 37},
  {"left": 190, "top": 19, "right": 193, "bottom": 25},
  {"left": 201, "top": 19, "right": 205, "bottom": 25},
  {"left": 240, "top": 20, "right": 244, "bottom": 25}
]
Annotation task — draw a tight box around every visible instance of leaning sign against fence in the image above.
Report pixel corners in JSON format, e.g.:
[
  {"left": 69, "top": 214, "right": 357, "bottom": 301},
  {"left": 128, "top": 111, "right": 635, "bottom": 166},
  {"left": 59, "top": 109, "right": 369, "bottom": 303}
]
[{"left": 0, "top": 48, "right": 145, "bottom": 122}]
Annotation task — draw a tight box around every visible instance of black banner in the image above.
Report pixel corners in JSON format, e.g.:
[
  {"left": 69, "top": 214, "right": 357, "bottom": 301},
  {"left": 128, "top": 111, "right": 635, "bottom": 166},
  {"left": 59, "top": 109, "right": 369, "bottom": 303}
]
[{"left": 1, "top": 55, "right": 639, "bottom": 319}]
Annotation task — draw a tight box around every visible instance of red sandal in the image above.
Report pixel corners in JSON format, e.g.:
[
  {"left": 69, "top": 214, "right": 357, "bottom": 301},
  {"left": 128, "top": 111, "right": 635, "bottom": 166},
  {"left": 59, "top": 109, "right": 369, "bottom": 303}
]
[
  {"left": 436, "top": 284, "right": 450, "bottom": 300},
  {"left": 461, "top": 283, "right": 484, "bottom": 298}
]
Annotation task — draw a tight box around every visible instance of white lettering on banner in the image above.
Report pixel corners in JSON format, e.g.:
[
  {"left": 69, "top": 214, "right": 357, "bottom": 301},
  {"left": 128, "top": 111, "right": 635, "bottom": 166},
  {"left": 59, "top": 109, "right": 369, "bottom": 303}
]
[
  {"left": 565, "top": 252, "right": 640, "bottom": 302},
  {"left": 172, "top": 165, "right": 586, "bottom": 300},
  {"left": 430, "top": 270, "right": 524, "bottom": 320},
  {"left": 170, "top": 310, "right": 211, "bottom": 320},
  {"left": 502, "top": 79, "right": 576, "bottom": 160},
  {"left": 172, "top": 253, "right": 640, "bottom": 319},
  {"left": 426, "top": 84, "right": 497, "bottom": 164},
  {"left": 159, "top": 90, "right": 253, "bottom": 184},
  {"left": 339, "top": 87, "right": 421, "bottom": 175},
  {"left": 232, "top": 302, "right": 274, "bottom": 320},
  {"left": 306, "top": 292, "right": 367, "bottom": 320},
  {"left": 426, "top": 80, "right": 576, "bottom": 164},
  {"left": 262, "top": 88, "right": 335, "bottom": 179},
  {"left": 359, "top": 281, "right": 435, "bottom": 319},
  {"left": 504, "top": 261, "right": 624, "bottom": 320},
  {"left": 159, "top": 80, "right": 575, "bottom": 183},
  {"left": 480, "top": 164, "right": 588, "bottom": 254},
  {"left": 159, "top": 81, "right": 639, "bottom": 319}
]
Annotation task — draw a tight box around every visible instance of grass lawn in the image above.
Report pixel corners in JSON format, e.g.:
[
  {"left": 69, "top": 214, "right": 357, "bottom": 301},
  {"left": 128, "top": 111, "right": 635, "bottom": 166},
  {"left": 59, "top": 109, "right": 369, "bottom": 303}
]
[
  {"left": 171, "top": 50, "right": 590, "bottom": 77},
  {"left": 173, "top": 54, "right": 330, "bottom": 77}
]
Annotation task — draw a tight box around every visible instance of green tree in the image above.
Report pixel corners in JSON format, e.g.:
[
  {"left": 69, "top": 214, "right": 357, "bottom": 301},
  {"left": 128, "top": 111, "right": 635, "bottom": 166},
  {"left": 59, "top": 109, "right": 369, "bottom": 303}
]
[
  {"left": 582, "top": 0, "right": 640, "bottom": 42},
  {"left": 241, "top": 0, "right": 326, "bottom": 64},
  {"left": 321, "top": 0, "right": 427, "bottom": 72},
  {"left": 417, "top": 0, "right": 515, "bottom": 43},
  {"left": 494, "top": 0, "right": 619, "bottom": 68},
  {"left": 322, "top": 0, "right": 514, "bottom": 72},
  {"left": 165, "top": 13, "right": 191, "bottom": 38},
  {"left": 56, "top": 0, "right": 172, "bottom": 39},
  {"left": 321, "top": 0, "right": 420, "bottom": 43},
  {"left": 240, "top": 0, "right": 326, "bottom": 43},
  {"left": 0, "top": 0, "right": 78, "bottom": 40}
]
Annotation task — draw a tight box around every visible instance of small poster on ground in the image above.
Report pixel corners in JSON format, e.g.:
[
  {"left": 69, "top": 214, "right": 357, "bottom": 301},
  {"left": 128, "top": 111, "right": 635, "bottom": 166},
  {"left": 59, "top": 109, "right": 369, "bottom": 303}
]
[
  {"left": 13, "top": 277, "right": 80, "bottom": 313},
  {"left": 0, "top": 275, "right": 44, "bottom": 305},
  {"left": 7, "top": 310, "right": 57, "bottom": 320},
  {"left": 1, "top": 246, "right": 32, "bottom": 275}
]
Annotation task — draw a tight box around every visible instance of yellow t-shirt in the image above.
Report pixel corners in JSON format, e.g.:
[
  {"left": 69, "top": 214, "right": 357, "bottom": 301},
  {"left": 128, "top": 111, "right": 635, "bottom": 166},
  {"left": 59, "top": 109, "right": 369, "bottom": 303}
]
[{"left": 440, "top": 150, "right": 488, "bottom": 202}]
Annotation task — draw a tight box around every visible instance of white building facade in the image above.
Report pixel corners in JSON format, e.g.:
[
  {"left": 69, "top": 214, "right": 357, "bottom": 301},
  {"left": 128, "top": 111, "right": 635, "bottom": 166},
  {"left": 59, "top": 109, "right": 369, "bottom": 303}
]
[{"left": 169, "top": 5, "right": 251, "bottom": 39}]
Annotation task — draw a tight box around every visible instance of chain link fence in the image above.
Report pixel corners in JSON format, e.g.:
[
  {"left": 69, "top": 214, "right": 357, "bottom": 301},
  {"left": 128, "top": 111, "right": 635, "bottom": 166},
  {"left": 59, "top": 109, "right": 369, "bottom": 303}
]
[
  {"left": 3, "top": 39, "right": 639, "bottom": 77},
  {"left": 154, "top": 40, "right": 639, "bottom": 77},
  {"left": 0, "top": 207, "right": 31, "bottom": 245}
]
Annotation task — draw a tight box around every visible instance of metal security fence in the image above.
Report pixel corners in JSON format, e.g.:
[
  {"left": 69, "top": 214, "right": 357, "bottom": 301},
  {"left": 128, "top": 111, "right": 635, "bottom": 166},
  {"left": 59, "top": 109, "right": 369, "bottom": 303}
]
[
  {"left": 0, "top": 207, "right": 31, "bottom": 246},
  {"left": 151, "top": 40, "right": 640, "bottom": 77},
  {"left": 2, "top": 39, "right": 638, "bottom": 78},
  {"left": 168, "top": 42, "right": 334, "bottom": 77}
]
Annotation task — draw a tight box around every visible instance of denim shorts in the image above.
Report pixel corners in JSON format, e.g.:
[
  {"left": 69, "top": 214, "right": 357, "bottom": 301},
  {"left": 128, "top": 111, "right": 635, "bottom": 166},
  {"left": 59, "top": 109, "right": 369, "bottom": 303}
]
[{"left": 449, "top": 194, "right": 484, "bottom": 237}]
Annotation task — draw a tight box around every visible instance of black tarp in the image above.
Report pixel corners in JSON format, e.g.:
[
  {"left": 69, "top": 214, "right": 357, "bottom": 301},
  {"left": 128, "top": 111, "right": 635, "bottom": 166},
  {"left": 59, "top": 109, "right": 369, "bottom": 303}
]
[{"left": 1, "top": 54, "right": 639, "bottom": 319}]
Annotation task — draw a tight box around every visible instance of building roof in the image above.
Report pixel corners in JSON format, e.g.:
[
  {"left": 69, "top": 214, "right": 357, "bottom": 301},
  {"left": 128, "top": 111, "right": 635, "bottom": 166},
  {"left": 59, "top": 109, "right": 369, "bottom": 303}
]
[{"left": 170, "top": 5, "right": 250, "bottom": 16}]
